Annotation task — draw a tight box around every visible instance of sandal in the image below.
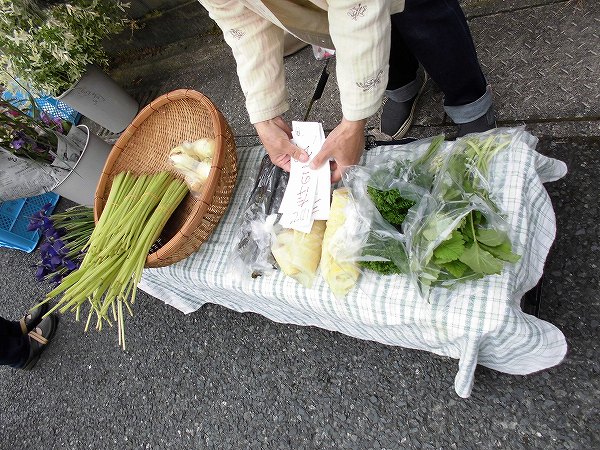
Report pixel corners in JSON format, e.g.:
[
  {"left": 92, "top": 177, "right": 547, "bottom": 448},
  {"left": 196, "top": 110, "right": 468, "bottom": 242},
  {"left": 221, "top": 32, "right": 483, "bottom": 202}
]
[
  {"left": 19, "top": 302, "right": 50, "bottom": 335},
  {"left": 21, "top": 314, "right": 58, "bottom": 371}
]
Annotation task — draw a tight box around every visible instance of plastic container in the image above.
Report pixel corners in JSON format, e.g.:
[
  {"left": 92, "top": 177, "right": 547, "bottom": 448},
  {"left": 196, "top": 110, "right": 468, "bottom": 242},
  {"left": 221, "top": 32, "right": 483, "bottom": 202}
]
[
  {"left": 36, "top": 96, "right": 81, "bottom": 124},
  {"left": 1, "top": 89, "right": 80, "bottom": 124},
  {"left": 0, "top": 192, "right": 60, "bottom": 252}
]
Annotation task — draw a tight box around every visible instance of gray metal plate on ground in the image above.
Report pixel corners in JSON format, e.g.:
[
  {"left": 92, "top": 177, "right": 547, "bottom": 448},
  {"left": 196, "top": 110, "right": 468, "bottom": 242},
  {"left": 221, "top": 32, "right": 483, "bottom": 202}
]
[
  {"left": 461, "top": 0, "right": 568, "bottom": 18},
  {"left": 470, "top": 1, "right": 599, "bottom": 122}
]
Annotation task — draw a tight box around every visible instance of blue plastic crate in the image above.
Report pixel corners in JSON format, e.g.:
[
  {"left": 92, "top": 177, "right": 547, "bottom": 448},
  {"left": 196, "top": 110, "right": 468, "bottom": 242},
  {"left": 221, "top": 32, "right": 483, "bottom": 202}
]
[
  {"left": 0, "top": 192, "right": 60, "bottom": 253},
  {"left": 35, "top": 96, "right": 81, "bottom": 124},
  {"left": 1, "top": 89, "right": 80, "bottom": 124}
]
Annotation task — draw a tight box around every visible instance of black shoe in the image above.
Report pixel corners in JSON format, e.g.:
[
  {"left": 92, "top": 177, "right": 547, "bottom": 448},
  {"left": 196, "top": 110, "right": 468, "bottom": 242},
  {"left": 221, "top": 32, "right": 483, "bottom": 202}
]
[
  {"left": 21, "top": 314, "right": 58, "bottom": 370},
  {"left": 456, "top": 105, "right": 497, "bottom": 137},
  {"left": 19, "top": 302, "right": 50, "bottom": 334},
  {"left": 379, "top": 77, "right": 426, "bottom": 139}
]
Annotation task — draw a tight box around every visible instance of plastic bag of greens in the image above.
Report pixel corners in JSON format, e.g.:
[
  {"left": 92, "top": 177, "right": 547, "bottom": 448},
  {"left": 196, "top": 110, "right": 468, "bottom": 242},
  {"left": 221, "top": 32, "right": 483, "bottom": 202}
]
[
  {"left": 340, "top": 135, "right": 446, "bottom": 272},
  {"left": 403, "top": 129, "right": 522, "bottom": 294},
  {"left": 316, "top": 136, "right": 447, "bottom": 298}
]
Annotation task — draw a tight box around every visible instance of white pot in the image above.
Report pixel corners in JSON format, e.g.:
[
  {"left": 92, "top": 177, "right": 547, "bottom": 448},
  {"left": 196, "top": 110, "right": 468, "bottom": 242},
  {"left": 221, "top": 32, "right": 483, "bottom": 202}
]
[
  {"left": 58, "top": 64, "right": 139, "bottom": 134},
  {"left": 52, "top": 125, "right": 112, "bottom": 206}
]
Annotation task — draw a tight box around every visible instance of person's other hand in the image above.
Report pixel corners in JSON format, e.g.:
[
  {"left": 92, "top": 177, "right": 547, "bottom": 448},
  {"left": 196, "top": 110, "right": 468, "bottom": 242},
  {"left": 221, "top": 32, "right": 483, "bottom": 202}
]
[
  {"left": 254, "top": 116, "right": 309, "bottom": 171},
  {"left": 310, "top": 117, "right": 367, "bottom": 183}
]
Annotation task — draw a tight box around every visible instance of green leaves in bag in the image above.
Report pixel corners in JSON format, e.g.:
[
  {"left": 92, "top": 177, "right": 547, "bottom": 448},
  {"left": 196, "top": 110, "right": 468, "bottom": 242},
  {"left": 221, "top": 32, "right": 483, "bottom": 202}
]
[{"left": 429, "top": 209, "right": 520, "bottom": 282}]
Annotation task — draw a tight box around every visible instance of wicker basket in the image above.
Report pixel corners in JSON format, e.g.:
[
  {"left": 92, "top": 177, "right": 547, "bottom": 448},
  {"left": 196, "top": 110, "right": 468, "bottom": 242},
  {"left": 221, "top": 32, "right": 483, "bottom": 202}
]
[{"left": 94, "top": 89, "right": 237, "bottom": 268}]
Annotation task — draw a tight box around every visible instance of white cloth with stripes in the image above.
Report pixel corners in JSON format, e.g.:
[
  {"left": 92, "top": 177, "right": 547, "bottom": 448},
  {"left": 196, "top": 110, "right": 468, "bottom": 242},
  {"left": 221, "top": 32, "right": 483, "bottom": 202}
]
[{"left": 139, "top": 130, "right": 567, "bottom": 397}]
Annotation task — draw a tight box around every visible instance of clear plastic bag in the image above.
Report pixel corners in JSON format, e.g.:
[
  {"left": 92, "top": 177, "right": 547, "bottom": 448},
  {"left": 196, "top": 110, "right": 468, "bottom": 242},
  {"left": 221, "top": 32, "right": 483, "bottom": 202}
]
[
  {"left": 404, "top": 130, "right": 521, "bottom": 293},
  {"left": 337, "top": 129, "right": 522, "bottom": 298},
  {"left": 404, "top": 194, "right": 516, "bottom": 293},
  {"left": 337, "top": 136, "right": 447, "bottom": 279},
  {"left": 229, "top": 155, "right": 288, "bottom": 278},
  {"left": 271, "top": 219, "right": 326, "bottom": 288},
  {"left": 311, "top": 45, "right": 335, "bottom": 60},
  {"left": 320, "top": 188, "right": 361, "bottom": 297}
]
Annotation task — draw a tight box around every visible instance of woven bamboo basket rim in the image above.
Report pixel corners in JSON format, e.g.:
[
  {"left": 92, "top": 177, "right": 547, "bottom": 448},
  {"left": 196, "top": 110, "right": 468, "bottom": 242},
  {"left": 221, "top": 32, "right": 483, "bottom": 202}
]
[{"left": 94, "top": 89, "right": 237, "bottom": 267}]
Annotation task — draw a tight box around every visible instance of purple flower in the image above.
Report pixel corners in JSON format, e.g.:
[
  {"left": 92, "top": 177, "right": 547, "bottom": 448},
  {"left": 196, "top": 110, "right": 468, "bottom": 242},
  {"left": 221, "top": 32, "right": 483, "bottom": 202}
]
[
  {"left": 63, "top": 259, "right": 78, "bottom": 271},
  {"left": 52, "top": 240, "right": 69, "bottom": 257},
  {"left": 32, "top": 205, "right": 94, "bottom": 285},
  {"left": 40, "top": 112, "right": 51, "bottom": 125},
  {"left": 48, "top": 244, "right": 59, "bottom": 257},
  {"left": 35, "top": 265, "right": 48, "bottom": 281},
  {"left": 27, "top": 218, "right": 43, "bottom": 232},
  {"left": 28, "top": 205, "right": 56, "bottom": 232},
  {"left": 53, "top": 118, "right": 64, "bottom": 134},
  {"left": 11, "top": 138, "right": 25, "bottom": 149},
  {"left": 43, "top": 227, "right": 61, "bottom": 240},
  {"left": 50, "top": 255, "right": 62, "bottom": 270},
  {"left": 39, "top": 241, "right": 52, "bottom": 254},
  {"left": 41, "top": 112, "right": 64, "bottom": 134}
]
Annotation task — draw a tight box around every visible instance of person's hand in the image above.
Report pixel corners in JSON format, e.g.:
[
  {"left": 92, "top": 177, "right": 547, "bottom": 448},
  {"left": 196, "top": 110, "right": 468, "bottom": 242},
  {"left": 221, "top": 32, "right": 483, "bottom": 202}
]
[
  {"left": 310, "top": 117, "right": 367, "bottom": 183},
  {"left": 254, "top": 116, "right": 309, "bottom": 171}
]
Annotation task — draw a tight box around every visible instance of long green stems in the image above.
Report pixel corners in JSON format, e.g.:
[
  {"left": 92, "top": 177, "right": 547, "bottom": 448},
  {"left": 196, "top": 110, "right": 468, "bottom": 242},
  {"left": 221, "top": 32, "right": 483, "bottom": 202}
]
[{"left": 39, "top": 171, "right": 188, "bottom": 349}]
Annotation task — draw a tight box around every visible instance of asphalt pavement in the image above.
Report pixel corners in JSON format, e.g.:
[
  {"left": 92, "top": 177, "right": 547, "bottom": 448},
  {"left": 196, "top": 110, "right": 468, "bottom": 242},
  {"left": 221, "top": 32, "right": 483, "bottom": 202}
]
[{"left": 1, "top": 1, "right": 598, "bottom": 449}]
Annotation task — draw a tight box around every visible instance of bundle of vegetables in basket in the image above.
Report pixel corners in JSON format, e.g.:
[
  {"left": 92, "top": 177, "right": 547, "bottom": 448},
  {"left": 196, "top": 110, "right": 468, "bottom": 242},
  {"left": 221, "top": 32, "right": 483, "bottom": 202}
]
[
  {"left": 37, "top": 171, "right": 188, "bottom": 349},
  {"left": 168, "top": 138, "right": 216, "bottom": 196}
]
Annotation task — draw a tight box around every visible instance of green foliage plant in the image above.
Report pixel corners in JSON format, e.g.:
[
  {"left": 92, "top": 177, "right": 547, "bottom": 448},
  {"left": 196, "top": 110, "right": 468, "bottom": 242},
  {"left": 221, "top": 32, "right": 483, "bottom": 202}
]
[{"left": 0, "top": 0, "right": 130, "bottom": 96}]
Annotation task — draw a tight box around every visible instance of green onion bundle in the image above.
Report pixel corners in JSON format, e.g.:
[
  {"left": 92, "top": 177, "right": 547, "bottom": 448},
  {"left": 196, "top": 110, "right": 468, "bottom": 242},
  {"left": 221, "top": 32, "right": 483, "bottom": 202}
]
[{"left": 40, "top": 171, "right": 188, "bottom": 349}]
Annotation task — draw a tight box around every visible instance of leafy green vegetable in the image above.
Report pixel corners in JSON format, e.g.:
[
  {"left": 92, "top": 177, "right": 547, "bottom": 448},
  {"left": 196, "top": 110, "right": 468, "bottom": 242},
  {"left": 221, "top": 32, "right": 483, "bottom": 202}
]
[
  {"left": 367, "top": 186, "right": 415, "bottom": 226},
  {"left": 358, "top": 133, "right": 520, "bottom": 284},
  {"left": 422, "top": 213, "right": 457, "bottom": 242},
  {"left": 360, "top": 231, "right": 409, "bottom": 275},
  {"left": 359, "top": 260, "right": 404, "bottom": 275},
  {"left": 425, "top": 209, "right": 520, "bottom": 282},
  {"left": 458, "top": 241, "right": 504, "bottom": 275},
  {"left": 432, "top": 231, "right": 465, "bottom": 264},
  {"left": 441, "top": 259, "right": 470, "bottom": 278},
  {"left": 475, "top": 228, "right": 508, "bottom": 247},
  {"left": 417, "top": 133, "right": 520, "bottom": 284},
  {"left": 480, "top": 241, "right": 521, "bottom": 263},
  {"left": 361, "top": 182, "right": 416, "bottom": 275},
  {"left": 438, "top": 134, "right": 509, "bottom": 205}
]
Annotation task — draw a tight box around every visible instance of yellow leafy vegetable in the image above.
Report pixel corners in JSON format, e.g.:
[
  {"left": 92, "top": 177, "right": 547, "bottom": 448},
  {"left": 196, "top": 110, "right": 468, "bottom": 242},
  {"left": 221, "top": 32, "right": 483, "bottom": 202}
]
[
  {"left": 321, "top": 188, "right": 360, "bottom": 297},
  {"left": 272, "top": 220, "right": 326, "bottom": 288}
]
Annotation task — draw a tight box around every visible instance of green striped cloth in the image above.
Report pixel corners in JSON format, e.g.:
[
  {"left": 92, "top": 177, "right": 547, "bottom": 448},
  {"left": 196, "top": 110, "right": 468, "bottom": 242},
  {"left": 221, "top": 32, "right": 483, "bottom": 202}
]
[{"left": 139, "top": 128, "right": 567, "bottom": 398}]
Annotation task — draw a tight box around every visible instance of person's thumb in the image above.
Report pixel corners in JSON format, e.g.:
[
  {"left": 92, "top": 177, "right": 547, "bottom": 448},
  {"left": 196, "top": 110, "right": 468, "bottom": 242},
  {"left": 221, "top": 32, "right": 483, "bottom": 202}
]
[
  {"left": 309, "top": 149, "right": 330, "bottom": 170},
  {"left": 286, "top": 141, "right": 309, "bottom": 163}
]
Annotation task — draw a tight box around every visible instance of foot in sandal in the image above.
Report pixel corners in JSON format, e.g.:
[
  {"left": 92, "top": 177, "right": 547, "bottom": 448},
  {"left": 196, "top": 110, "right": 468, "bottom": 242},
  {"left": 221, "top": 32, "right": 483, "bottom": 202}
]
[
  {"left": 21, "top": 314, "right": 58, "bottom": 370},
  {"left": 19, "top": 303, "right": 50, "bottom": 335}
]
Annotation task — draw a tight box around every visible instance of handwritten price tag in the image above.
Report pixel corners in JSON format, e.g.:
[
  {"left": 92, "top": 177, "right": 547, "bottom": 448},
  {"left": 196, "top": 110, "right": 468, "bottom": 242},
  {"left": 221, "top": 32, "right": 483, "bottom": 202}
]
[{"left": 279, "top": 122, "right": 331, "bottom": 233}]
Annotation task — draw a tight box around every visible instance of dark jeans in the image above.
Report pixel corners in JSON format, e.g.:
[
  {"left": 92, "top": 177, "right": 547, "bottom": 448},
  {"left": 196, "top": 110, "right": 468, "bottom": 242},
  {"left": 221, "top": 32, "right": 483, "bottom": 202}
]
[
  {"left": 0, "top": 315, "right": 30, "bottom": 368},
  {"left": 388, "top": 0, "right": 487, "bottom": 107}
]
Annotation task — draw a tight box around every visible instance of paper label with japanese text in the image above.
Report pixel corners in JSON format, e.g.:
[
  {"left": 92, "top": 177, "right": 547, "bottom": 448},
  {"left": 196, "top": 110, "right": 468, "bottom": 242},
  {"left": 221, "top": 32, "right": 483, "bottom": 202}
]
[{"left": 278, "top": 122, "right": 331, "bottom": 233}]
